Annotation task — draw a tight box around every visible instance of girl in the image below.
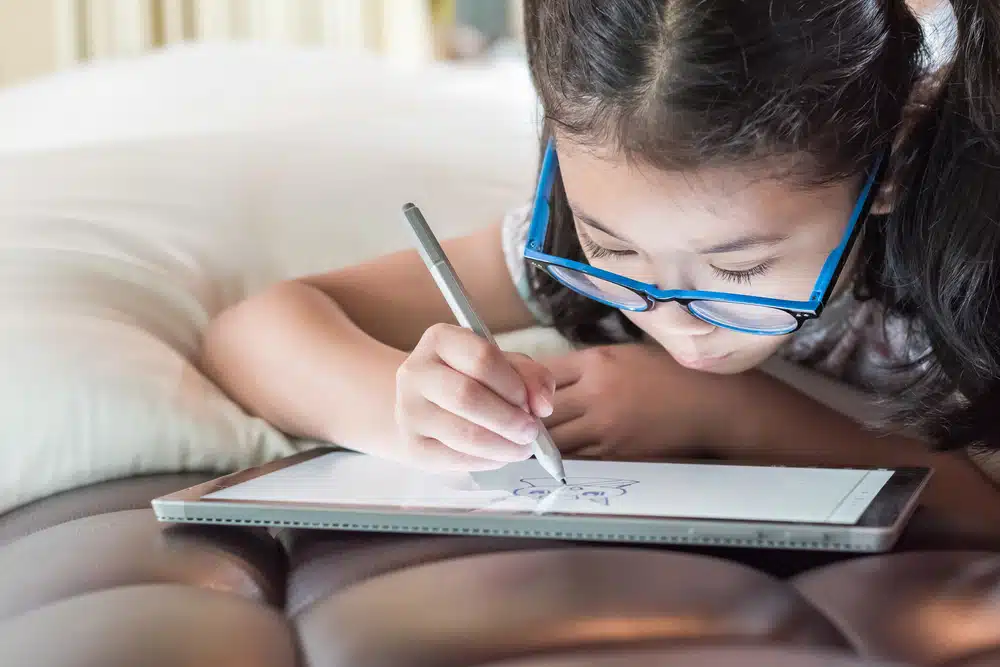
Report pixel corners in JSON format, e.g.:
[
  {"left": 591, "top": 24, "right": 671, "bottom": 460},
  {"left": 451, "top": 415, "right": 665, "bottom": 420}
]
[{"left": 202, "top": 0, "right": 1000, "bottom": 521}]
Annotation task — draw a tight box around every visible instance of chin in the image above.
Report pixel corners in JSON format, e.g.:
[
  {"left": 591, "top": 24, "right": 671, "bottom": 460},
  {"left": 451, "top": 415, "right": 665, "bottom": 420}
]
[
  {"left": 673, "top": 354, "right": 746, "bottom": 374},
  {"left": 663, "top": 344, "right": 779, "bottom": 375}
]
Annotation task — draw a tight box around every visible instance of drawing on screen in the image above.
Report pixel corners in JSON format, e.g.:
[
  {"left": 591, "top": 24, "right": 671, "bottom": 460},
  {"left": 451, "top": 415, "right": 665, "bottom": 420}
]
[{"left": 512, "top": 477, "right": 638, "bottom": 506}]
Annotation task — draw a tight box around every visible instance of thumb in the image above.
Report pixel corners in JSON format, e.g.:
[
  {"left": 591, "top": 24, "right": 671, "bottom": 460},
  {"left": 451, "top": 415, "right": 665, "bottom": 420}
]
[{"left": 505, "top": 351, "right": 556, "bottom": 418}]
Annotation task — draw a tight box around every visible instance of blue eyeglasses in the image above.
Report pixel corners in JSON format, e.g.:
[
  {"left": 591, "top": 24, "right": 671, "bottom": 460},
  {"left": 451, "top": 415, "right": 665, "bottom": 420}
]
[{"left": 523, "top": 140, "right": 886, "bottom": 336}]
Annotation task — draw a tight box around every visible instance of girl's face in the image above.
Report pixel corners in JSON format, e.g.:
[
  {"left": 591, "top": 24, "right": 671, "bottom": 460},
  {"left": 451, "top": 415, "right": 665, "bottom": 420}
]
[{"left": 556, "top": 137, "right": 862, "bottom": 374}]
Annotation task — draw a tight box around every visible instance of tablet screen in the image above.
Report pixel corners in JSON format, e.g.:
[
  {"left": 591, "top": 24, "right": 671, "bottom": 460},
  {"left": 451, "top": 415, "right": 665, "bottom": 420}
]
[{"left": 204, "top": 452, "right": 895, "bottom": 525}]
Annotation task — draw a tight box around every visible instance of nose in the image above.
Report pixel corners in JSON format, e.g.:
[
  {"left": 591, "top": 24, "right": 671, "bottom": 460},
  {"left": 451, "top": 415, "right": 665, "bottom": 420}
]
[{"left": 639, "top": 301, "right": 716, "bottom": 337}]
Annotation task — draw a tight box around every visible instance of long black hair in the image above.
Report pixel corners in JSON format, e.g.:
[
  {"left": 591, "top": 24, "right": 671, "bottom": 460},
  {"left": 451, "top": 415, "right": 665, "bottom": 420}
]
[{"left": 522, "top": 0, "right": 1000, "bottom": 449}]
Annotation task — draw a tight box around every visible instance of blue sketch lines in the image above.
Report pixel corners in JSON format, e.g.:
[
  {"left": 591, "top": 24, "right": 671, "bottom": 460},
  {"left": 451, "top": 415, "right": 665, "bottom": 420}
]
[{"left": 513, "top": 477, "right": 638, "bottom": 506}]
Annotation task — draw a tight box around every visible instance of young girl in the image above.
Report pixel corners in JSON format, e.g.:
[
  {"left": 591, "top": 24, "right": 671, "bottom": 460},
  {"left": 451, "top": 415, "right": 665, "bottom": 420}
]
[{"left": 202, "top": 0, "right": 1000, "bottom": 521}]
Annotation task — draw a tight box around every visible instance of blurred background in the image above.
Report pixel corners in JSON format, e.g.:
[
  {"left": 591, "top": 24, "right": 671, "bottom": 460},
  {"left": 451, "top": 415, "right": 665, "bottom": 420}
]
[{"left": 0, "top": 0, "right": 527, "bottom": 87}]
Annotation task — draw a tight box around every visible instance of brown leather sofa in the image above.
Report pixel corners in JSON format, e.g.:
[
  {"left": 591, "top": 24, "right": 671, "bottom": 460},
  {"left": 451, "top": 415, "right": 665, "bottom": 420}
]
[{"left": 0, "top": 473, "right": 998, "bottom": 667}]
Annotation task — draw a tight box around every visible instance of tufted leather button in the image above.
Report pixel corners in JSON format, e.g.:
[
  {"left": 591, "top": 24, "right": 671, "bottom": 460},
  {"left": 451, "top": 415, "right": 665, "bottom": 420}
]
[
  {"left": 296, "top": 547, "right": 847, "bottom": 667},
  {"left": 793, "top": 551, "right": 1000, "bottom": 666},
  {"left": 472, "top": 645, "right": 908, "bottom": 667},
  {"left": 0, "top": 509, "right": 286, "bottom": 619},
  {"left": 0, "top": 584, "right": 297, "bottom": 667}
]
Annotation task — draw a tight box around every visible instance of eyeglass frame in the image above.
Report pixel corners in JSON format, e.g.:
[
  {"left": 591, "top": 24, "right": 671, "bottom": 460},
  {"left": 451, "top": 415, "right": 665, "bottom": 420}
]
[{"left": 523, "top": 138, "right": 888, "bottom": 335}]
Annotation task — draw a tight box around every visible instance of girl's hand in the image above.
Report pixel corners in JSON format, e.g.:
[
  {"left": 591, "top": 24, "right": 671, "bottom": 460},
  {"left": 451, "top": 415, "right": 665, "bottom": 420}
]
[
  {"left": 395, "top": 323, "right": 556, "bottom": 471},
  {"left": 541, "top": 343, "right": 727, "bottom": 460}
]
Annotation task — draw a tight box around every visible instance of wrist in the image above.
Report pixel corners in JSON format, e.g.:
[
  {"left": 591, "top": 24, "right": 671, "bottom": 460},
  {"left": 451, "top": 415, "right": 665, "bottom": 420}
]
[{"left": 321, "top": 339, "right": 408, "bottom": 450}]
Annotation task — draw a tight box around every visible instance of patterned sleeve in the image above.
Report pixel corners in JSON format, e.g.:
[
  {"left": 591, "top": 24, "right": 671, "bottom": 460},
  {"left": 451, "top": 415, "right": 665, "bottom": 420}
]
[{"left": 500, "top": 204, "right": 553, "bottom": 326}]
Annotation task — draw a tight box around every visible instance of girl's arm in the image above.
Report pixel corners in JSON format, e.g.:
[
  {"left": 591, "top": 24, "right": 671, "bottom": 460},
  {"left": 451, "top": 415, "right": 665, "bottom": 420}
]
[
  {"left": 199, "top": 221, "right": 537, "bottom": 455},
  {"left": 720, "top": 368, "right": 1000, "bottom": 525}
]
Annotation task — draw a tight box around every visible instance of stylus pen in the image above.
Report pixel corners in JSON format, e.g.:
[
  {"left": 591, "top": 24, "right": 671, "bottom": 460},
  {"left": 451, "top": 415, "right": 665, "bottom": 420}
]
[{"left": 402, "top": 203, "right": 567, "bottom": 485}]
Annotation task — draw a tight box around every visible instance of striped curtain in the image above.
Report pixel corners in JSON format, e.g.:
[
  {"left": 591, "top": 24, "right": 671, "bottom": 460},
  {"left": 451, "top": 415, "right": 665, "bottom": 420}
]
[{"left": 54, "top": 0, "right": 448, "bottom": 67}]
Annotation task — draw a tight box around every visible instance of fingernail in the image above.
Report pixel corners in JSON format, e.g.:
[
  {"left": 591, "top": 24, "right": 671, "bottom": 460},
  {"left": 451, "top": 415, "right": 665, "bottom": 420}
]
[
  {"left": 517, "top": 421, "right": 539, "bottom": 445},
  {"left": 536, "top": 395, "right": 553, "bottom": 418}
]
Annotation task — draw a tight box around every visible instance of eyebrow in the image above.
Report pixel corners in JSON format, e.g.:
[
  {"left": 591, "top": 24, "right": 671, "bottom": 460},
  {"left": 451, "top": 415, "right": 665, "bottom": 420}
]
[
  {"left": 695, "top": 234, "right": 791, "bottom": 254},
  {"left": 570, "top": 205, "right": 789, "bottom": 254},
  {"left": 570, "top": 208, "right": 632, "bottom": 243}
]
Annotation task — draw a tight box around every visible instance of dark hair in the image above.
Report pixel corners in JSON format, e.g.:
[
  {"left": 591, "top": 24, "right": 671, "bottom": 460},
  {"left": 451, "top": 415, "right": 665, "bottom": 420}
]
[{"left": 522, "top": 0, "right": 1000, "bottom": 448}]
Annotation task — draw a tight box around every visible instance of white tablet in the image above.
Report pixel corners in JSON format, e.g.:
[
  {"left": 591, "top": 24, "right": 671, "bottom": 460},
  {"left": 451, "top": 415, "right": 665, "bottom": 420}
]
[{"left": 152, "top": 449, "right": 932, "bottom": 552}]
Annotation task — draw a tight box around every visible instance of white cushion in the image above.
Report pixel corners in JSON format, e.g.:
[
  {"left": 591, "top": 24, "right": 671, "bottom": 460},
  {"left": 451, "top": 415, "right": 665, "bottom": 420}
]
[
  {"left": 0, "top": 138, "right": 298, "bottom": 512},
  {"left": 0, "top": 43, "right": 545, "bottom": 511}
]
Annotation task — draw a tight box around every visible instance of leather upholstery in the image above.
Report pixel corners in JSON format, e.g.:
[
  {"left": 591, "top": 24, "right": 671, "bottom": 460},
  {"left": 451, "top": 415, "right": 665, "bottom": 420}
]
[
  {"left": 0, "top": 476, "right": 997, "bottom": 666},
  {"left": 0, "top": 473, "right": 215, "bottom": 546}
]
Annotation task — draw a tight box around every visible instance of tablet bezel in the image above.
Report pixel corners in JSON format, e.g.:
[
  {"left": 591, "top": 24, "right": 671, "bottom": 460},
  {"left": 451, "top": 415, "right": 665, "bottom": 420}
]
[{"left": 152, "top": 448, "right": 932, "bottom": 552}]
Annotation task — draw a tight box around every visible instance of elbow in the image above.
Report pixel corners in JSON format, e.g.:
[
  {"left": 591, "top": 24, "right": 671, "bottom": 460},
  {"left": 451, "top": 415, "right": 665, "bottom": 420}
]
[{"left": 199, "top": 280, "right": 303, "bottom": 395}]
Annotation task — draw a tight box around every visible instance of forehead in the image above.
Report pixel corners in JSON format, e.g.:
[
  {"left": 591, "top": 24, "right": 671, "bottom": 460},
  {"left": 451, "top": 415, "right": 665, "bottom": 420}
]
[{"left": 554, "top": 139, "right": 855, "bottom": 243}]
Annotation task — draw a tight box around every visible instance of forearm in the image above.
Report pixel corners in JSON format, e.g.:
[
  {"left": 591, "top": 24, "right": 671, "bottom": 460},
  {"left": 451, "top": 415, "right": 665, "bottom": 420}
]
[
  {"left": 200, "top": 281, "right": 407, "bottom": 453},
  {"left": 722, "top": 370, "right": 1000, "bottom": 524}
]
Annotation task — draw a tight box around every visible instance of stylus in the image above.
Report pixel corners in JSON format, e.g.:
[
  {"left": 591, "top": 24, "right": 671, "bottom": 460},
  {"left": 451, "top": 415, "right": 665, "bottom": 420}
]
[{"left": 402, "top": 203, "right": 567, "bottom": 484}]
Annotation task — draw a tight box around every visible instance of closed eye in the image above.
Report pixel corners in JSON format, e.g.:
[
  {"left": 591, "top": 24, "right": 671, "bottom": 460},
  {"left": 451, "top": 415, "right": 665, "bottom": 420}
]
[
  {"left": 578, "top": 223, "right": 773, "bottom": 284},
  {"left": 579, "top": 233, "right": 635, "bottom": 260},
  {"left": 711, "top": 261, "right": 773, "bottom": 284}
]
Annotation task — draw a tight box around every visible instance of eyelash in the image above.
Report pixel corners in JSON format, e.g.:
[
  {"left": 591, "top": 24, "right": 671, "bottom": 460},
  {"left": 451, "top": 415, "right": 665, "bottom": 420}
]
[
  {"left": 580, "top": 235, "right": 773, "bottom": 284},
  {"left": 710, "top": 262, "right": 773, "bottom": 285},
  {"left": 579, "top": 234, "right": 634, "bottom": 260}
]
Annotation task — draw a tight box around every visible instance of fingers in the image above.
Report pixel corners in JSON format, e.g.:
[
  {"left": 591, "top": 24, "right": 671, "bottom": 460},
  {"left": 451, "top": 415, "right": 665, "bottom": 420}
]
[
  {"left": 405, "top": 436, "right": 521, "bottom": 472},
  {"left": 542, "top": 386, "right": 586, "bottom": 429},
  {"left": 416, "top": 361, "right": 539, "bottom": 447},
  {"left": 543, "top": 373, "right": 589, "bottom": 426},
  {"left": 543, "top": 380, "right": 598, "bottom": 452},
  {"left": 543, "top": 352, "right": 584, "bottom": 389},
  {"left": 547, "top": 416, "right": 598, "bottom": 453},
  {"left": 506, "top": 352, "right": 556, "bottom": 418},
  {"left": 427, "top": 324, "right": 534, "bottom": 410},
  {"left": 411, "top": 403, "right": 535, "bottom": 462},
  {"left": 397, "top": 323, "right": 560, "bottom": 470}
]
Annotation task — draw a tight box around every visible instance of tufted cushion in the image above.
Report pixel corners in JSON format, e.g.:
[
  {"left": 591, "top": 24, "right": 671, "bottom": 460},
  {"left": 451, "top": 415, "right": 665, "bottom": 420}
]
[
  {"left": 474, "top": 646, "right": 909, "bottom": 667},
  {"left": 793, "top": 552, "right": 1000, "bottom": 665},
  {"left": 0, "top": 508, "right": 998, "bottom": 666},
  {"left": 0, "top": 473, "right": 216, "bottom": 545},
  {"left": 0, "top": 510, "right": 285, "bottom": 622},
  {"left": 0, "top": 585, "right": 298, "bottom": 667},
  {"left": 293, "top": 548, "right": 848, "bottom": 667}
]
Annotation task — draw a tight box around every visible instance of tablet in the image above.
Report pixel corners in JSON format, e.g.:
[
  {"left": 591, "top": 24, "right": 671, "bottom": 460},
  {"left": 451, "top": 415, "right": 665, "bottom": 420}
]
[{"left": 152, "top": 449, "right": 932, "bottom": 552}]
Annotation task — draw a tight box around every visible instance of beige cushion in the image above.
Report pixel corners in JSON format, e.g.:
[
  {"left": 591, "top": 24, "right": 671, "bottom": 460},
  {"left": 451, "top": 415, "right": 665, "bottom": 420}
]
[
  {"left": 0, "top": 44, "right": 543, "bottom": 512},
  {"left": 0, "top": 138, "right": 298, "bottom": 513}
]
